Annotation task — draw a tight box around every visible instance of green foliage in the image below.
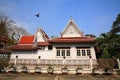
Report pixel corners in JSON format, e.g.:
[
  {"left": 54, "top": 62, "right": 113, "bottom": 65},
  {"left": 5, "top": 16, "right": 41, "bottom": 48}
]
[
  {"left": 0, "top": 58, "right": 9, "bottom": 68},
  {"left": 95, "top": 13, "right": 120, "bottom": 59},
  {"left": 112, "top": 14, "right": 120, "bottom": 30},
  {"left": 84, "top": 34, "right": 96, "bottom": 38},
  {"left": 101, "top": 48, "right": 110, "bottom": 59}
]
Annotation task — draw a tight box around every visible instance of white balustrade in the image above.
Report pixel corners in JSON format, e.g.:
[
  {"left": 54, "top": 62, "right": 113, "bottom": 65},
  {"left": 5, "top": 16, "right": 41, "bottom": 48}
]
[{"left": 9, "top": 59, "right": 97, "bottom": 67}]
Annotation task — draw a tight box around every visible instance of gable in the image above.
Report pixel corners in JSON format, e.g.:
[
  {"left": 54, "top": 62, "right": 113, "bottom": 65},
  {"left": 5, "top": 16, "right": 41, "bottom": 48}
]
[
  {"left": 61, "top": 18, "right": 83, "bottom": 37},
  {"left": 35, "top": 28, "right": 49, "bottom": 42},
  {"left": 36, "top": 31, "right": 45, "bottom": 42}
]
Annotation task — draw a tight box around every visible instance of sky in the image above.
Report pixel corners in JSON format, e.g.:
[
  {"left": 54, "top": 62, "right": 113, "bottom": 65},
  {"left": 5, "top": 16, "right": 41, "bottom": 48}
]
[{"left": 0, "top": 0, "right": 120, "bottom": 37}]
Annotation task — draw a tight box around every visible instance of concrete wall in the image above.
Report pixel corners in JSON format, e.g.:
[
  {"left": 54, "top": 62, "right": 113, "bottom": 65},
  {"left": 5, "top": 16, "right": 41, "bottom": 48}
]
[
  {"left": 10, "top": 44, "right": 96, "bottom": 60},
  {"left": 10, "top": 51, "right": 38, "bottom": 59},
  {"left": 11, "top": 44, "right": 96, "bottom": 59},
  {"left": 53, "top": 44, "right": 96, "bottom": 60}
]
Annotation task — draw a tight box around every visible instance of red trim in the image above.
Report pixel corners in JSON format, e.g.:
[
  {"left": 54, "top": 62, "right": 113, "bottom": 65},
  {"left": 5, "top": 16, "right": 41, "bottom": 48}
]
[
  {"left": 48, "top": 37, "right": 95, "bottom": 43},
  {"left": 9, "top": 45, "right": 37, "bottom": 50},
  {"left": 37, "top": 42, "right": 50, "bottom": 46}
]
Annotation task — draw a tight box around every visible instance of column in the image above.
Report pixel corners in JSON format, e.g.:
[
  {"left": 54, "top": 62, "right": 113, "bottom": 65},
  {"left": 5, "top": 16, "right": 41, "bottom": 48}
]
[
  {"left": 89, "top": 56, "right": 93, "bottom": 73},
  {"left": 38, "top": 56, "right": 41, "bottom": 66},
  {"left": 63, "top": 56, "right": 66, "bottom": 67},
  {"left": 71, "top": 46, "right": 76, "bottom": 59},
  {"left": 14, "top": 55, "right": 18, "bottom": 66}
]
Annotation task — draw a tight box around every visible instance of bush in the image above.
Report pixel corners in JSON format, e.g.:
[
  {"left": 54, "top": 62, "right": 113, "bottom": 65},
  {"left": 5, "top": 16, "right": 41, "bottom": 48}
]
[
  {"left": 97, "top": 59, "right": 118, "bottom": 69},
  {"left": 0, "top": 58, "right": 9, "bottom": 68}
]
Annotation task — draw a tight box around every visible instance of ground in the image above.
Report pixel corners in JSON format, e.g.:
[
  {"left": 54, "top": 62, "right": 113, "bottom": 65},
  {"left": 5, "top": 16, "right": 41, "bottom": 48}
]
[{"left": 0, "top": 73, "right": 120, "bottom": 80}]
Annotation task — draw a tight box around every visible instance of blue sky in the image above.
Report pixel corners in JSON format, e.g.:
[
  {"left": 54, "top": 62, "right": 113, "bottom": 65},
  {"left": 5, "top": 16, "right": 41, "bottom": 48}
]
[{"left": 0, "top": 0, "right": 120, "bottom": 37}]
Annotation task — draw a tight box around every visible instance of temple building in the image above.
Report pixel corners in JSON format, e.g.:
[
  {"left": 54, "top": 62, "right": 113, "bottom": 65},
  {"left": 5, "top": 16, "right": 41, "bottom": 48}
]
[{"left": 9, "top": 18, "right": 96, "bottom": 74}]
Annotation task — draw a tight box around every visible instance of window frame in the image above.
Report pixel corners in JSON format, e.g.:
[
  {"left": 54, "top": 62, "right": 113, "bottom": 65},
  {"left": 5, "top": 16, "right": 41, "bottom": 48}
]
[
  {"left": 56, "top": 47, "right": 71, "bottom": 57},
  {"left": 76, "top": 48, "right": 91, "bottom": 57},
  {"left": 56, "top": 49, "right": 60, "bottom": 56},
  {"left": 61, "top": 49, "right": 65, "bottom": 56},
  {"left": 77, "top": 49, "right": 81, "bottom": 56},
  {"left": 87, "top": 49, "right": 91, "bottom": 56},
  {"left": 66, "top": 49, "right": 70, "bottom": 56},
  {"left": 82, "top": 49, "right": 86, "bottom": 56}
]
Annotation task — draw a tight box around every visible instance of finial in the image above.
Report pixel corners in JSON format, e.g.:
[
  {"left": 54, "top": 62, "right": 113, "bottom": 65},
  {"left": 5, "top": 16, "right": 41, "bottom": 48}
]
[{"left": 70, "top": 16, "right": 73, "bottom": 20}]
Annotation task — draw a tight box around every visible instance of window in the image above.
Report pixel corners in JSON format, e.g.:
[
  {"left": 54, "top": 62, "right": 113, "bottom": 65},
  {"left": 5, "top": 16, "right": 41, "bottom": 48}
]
[
  {"left": 66, "top": 50, "right": 70, "bottom": 56},
  {"left": 56, "top": 50, "right": 60, "bottom": 56},
  {"left": 56, "top": 47, "right": 71, "bottom": 57},
  {"left": 87, "top": 50, "right": 91, "bottom": 56},
  {"left": 48, "top": 45, "right": 53, "bottom": 50},
  {"left": 62, "top": 50, "right": 65, "bottom": 56},
  {"left": 77, "top": 50, "right": 81, "bottom": 56},
  {"left": 82, "top": 50, "right": 86, "bottom": 56}
]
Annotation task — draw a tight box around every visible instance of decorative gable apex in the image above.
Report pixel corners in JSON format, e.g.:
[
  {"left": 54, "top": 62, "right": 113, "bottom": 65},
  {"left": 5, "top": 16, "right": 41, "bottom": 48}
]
[
  {"left": 35, "top": 28, "right": 49, "bottom": 42},
  {"left": 61, "top": 18, "right": 83, "bottom": 37}
]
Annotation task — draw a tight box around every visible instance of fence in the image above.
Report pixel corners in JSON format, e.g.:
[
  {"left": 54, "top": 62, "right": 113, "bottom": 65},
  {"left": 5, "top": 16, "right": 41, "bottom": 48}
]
[{"left": 9, "top": 58, "right": 119, "bottom": 70}]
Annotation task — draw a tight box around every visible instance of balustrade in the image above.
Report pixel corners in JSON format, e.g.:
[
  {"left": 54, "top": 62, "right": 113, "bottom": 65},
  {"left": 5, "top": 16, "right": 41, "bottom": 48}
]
[{"left": 9, "top": 59, "right": 97, "bottom": 67}]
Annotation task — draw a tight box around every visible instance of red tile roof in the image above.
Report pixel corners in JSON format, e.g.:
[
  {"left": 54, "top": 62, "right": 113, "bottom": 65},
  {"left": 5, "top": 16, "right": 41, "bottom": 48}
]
[
  {"left": 19, "top": 36, "right": 35, "bottom": 44},
  {"left": 48, "top": 37, "right": 95, "bottom": 43},
  {"left": 9, "top": 45, "right": 37, "bottom": 50},
  {"left": 37, "top": 42, "right": 50, "bottom": 46}
]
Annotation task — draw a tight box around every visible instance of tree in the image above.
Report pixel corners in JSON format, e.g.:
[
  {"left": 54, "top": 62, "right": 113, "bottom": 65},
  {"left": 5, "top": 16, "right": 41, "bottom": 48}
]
[
  {"left": 0, "top": 13, "right": 8, "bottom": 37},
  {"left": 84, "top": 34, "right": 96, "bottom": 38},
  {"left": 95, "top": 33, "right": 111, "bottom": 58},
  {"left": 110, "top": 13, "right": 120, "bottom": 58},
  {"left": 111, "top": 14, "right": 120, "bottom": 33},
  {"left": 95, "top": 13, "right": 120, "bottom": 59},
  {"left": 0, "top": 13, "right": 17, "bottom": 45}
]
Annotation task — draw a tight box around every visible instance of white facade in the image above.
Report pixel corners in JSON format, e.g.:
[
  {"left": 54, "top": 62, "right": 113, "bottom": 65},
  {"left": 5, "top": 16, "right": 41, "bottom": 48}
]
[
  {"left": 10, "top": 44, "right": 96, "bottom": 59},
  {"left": 61, "top": 19, "right": 83, "bottom": 37},
  {"left": 9, "top": 18, "right": 97, "bottom": 74}
]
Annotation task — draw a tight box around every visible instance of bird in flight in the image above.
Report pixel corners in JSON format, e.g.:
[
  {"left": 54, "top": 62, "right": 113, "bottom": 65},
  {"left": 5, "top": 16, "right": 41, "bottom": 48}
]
[{"left": 35, "top": 13, "right": 40, "bottom": 17}]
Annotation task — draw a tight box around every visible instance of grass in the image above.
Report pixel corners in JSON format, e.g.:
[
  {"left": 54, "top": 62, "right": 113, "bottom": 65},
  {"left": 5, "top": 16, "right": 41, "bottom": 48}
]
[{"left": 0, "top": 73, "right": 120, "bottom": 80}]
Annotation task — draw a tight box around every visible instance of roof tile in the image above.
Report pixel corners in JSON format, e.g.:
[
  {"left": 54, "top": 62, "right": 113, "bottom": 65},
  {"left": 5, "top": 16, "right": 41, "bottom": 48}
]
[
  {"left": 37, "top": 42, "right": 50, "bottom": 46},
  {"left": 48, "top": 37, "right": 95, "bottom": 43},
  {"left": 9, "top": 45, "right": 37, "bottom": 50},
  {"left": 19, "top": 36, "right": 35, "bottom": 44}
]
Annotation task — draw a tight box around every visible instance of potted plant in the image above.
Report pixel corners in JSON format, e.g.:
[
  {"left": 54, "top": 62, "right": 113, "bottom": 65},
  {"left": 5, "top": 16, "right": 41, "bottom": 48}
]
[
  {"left": 21, "top": 65, "right": 27, "bottom": 73},
  {"left": 47, "top": 64, "right": 53, "bottom": 74},
  {"left": 61, "top": 67, "right": 68, "bottom": 74},
  {"left": 35, "top": 66, "right": 41, "bottom": 73},
  {"left": 76, "top": 67, "right": 83, "bottom": 74}
]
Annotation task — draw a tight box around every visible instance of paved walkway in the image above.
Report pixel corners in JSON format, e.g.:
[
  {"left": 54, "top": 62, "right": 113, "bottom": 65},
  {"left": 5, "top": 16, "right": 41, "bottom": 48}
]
[{"left": 0, "top": 73, "right": 120, "bottom": 80}]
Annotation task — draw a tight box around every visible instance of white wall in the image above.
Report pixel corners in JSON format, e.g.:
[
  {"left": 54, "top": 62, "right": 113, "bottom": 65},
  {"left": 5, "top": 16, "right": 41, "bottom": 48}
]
[
  {"left": 10, "top": 44, "right": 96, "bottom": 60},
  {"left": 62, "top": 33, "right": 81, "bottom": 37},
  {"left": 36, "top": 31, "right": 45, "bottom": 42},
  {"left": 62, "top": 25, "right": 82, "bottom": 37},
  {"left": 53, "top": 44, "right": 96, "bottom": 60},
  {"left": 37, "top": 50, "right": 53, "bottom": 59},
  {"left": 10, "top": 51, "right": 38, "bottom": 59}
]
